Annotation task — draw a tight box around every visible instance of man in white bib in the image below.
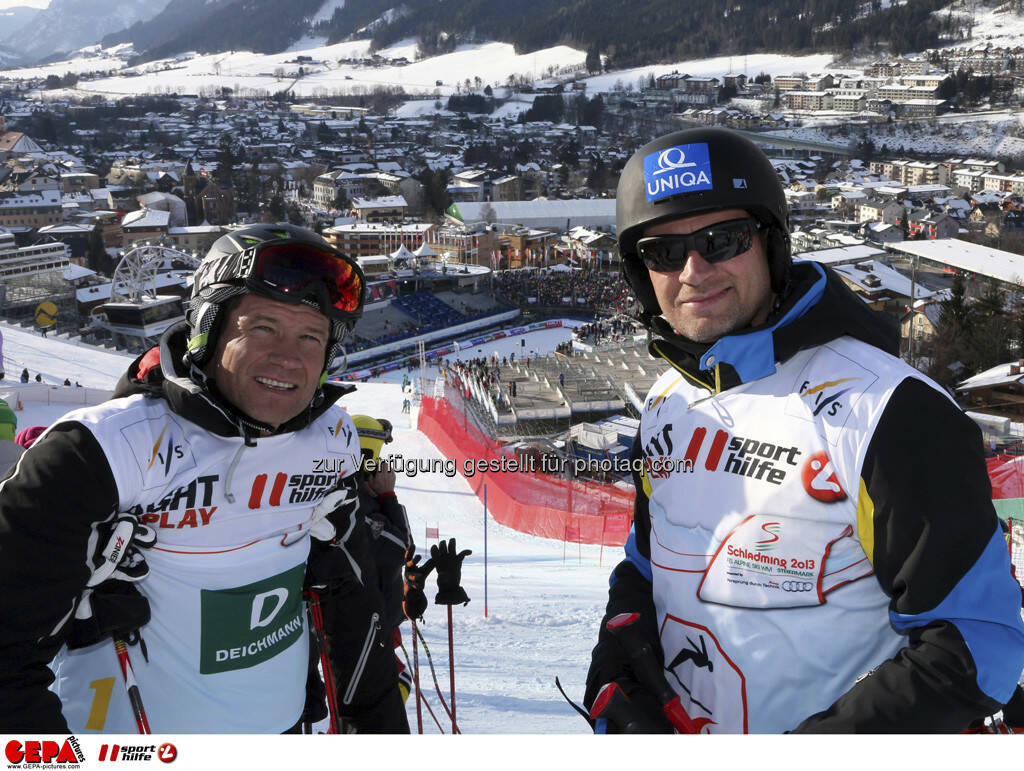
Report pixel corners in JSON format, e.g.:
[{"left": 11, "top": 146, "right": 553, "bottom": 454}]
[
  {"left": 0, "top": 224, "right": 371, "bottom": 733},
  {"left": 583, "top": 128, "right": 1024, "bottom": 733}
]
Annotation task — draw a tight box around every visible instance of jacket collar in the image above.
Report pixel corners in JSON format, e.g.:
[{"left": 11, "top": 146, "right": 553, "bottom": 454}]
[
  {"left": 649, "top": 261, "right": 898, "bottom": 392},
  {"left": 112, "top": 321, "right": 355, "bottom": 440}
]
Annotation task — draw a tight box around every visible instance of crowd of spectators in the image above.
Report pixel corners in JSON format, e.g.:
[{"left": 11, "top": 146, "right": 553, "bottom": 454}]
[
  {"left": 349, "top": 291, "right": 515, "bottom": 354},
  {"left": 493, "top": 267, "right": 639, "bottom": 316},
  {"left": 445, "top": 355, "right": 514, "bottom": 411},
  {"left": 572, "top": 317, "right": 643, "bottom": 347}
]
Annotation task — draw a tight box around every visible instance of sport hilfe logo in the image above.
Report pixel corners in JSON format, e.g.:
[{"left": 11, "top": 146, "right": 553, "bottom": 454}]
[
  {"left": 801, "top": 451, "right": 847, "bottom": 503},
  {"left": 675, "top": 426, "right": 801, "bottom": 486},
  {"left": 643, "top": 143, "right": 714, "bottom": 202}
]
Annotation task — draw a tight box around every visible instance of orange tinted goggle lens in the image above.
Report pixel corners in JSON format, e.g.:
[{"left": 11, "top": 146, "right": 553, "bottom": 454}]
[{"left": 253, "top": 244, "right": 363, "bottom": 313}]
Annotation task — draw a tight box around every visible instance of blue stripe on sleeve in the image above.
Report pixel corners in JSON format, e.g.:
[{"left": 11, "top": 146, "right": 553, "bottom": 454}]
[
  {"left": 890, "top": 526, "right": 1024, "bottom": 704},
  {"left": 623, "top": 525, "right": 652, "bottom": 583}
]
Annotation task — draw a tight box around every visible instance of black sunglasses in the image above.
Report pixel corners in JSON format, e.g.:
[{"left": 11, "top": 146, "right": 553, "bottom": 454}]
[{"left": 636, "top": 218, "right": 763, "bottom": 273}]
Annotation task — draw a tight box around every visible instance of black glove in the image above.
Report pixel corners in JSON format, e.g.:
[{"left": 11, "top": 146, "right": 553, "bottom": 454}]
[
  {"left": 588, "top": 677, "right": 673, "bottom": 733},
  {"left": 430, "top": 538, "right": 471, "bottom": 606},
  {"left": 403, "top": 550, "right": 434, "bottom": 620},
  {"left": 584, "top": 611, "right": 672, "bottom": 733},
  {"left": 66, "top": 514, "right": 156, "bottom": 649}
]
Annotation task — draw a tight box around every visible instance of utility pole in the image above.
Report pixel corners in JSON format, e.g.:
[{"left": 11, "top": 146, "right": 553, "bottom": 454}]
[{"left": 908, "top": 254, "right": 918, "bottom": 369}]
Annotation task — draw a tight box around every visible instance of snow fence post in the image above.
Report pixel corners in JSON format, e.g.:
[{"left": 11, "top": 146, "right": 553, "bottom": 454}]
[{"left": 484, "top": 483, "right": 489, "bottom": 619}]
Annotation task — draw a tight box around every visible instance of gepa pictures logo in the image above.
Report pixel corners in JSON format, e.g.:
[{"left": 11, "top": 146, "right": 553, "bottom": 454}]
[
  {"left": 643, "top": 142, "right": 713, "bottom": 202},
  {"left": 5, "top": 737, "right": 84, "bottom": 767}
]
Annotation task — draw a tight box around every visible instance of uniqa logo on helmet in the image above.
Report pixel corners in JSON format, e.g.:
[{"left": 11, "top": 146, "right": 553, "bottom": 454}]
[{"left": 642, "top": 143, "right": 714, "bottom": 203}]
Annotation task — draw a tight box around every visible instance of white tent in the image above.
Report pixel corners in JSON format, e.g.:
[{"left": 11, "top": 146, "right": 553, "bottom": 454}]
[
  {"left": 413, "top": 242, "right": 436, "bottom": 257},
  {"left": 390, "top": 244, "right": 416, "bottom": 261}
]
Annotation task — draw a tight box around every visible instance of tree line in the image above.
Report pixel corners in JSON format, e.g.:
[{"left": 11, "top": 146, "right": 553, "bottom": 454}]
[{"left": 321, "top": 0, "right": 957, "bottom": 70}]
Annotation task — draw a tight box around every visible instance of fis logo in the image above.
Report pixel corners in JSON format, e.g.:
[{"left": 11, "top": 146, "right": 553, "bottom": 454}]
[
  {"left": 147, "top": 423, "right": 185, "bottom": 476},
  {"left": 328, "top": 416, "right": 354, "bottom": 444},
  {"left": 801, "top": 451, "right": 847, "bottom": 503},
  {"left": 678, "top": 426, "right": 801, "bottom": 486},
  {"left": 799, "top": 377, "right": 857, "bottom": 418},
  {"left": 643, "top": 143, "right": 713, "bottom": 202}
]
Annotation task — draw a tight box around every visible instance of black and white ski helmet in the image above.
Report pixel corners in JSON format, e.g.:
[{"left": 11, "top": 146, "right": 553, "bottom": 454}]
[
  {"left": 185, "top": 223, "right": 365, "bottom": 375},
  {"left": 616, "top": 128, "right": 792, "bottom": 323}
]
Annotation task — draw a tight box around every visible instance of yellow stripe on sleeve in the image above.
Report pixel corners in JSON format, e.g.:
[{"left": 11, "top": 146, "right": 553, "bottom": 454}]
[{"left": 856, "top": 477, "right": 875, "bottom": 566}]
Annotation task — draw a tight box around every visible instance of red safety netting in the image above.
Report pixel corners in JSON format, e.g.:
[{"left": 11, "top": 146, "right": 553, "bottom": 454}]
[
  {"left": 989, "top": 455, "right": 1024, "bottom": 499},
  {"left": 418, "top": 393, "right": 634, "bottom": 546}
]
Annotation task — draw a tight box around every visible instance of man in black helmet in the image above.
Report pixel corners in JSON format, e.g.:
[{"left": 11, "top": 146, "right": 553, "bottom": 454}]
[
  {"left": 0, "top": 224, "right": 380, "bottom": 733},
  {"left": 584, "top": 128, "right": 1024, "bottom": 733}
]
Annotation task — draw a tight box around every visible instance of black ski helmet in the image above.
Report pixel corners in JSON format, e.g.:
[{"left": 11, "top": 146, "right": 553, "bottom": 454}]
[
  {"left": 616, "top": 127, "right": 792, "bottom": 323},
  {"left": 185, "top": 223, "right": 365, "bottom": 377}
]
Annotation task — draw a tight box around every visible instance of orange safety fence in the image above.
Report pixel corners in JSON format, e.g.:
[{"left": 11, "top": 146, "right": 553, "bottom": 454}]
[{"left": 417, "top": 393, "right": 634, "bottom": 547}]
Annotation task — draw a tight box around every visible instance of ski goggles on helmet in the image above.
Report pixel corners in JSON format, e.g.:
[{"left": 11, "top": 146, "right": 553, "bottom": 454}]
[
  {"left": 635, "top": 217, "right": 763, "bottom": 273},
  {"left": 241, "top": 242, "right": 364, "bottom": 318},
  {"left": 356, "top": 418, "right": 393, "bottom": 444}
]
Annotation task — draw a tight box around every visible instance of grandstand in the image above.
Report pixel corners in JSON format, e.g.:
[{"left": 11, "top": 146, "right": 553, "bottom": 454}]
[{"left": 450, "top": 336, "right": 663, "bottom": 441}]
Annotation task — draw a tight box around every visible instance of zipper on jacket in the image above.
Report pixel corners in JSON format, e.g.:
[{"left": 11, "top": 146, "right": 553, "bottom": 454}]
[
  {"left": 343, "top": 612, "right": 381, "bottom": 706},
  {"left": 223, "top": 441, "right": 248, "bottom": 504},
  {"left": 651, "top": 340, "right": 714, "bottom": 394}
]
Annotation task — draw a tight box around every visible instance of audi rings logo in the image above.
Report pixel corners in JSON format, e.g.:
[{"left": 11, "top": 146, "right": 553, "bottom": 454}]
[{"left": 781, "top": 580, "right": 813, "bottom": 592}]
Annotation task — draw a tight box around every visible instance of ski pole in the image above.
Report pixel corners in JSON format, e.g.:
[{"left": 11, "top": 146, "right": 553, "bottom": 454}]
[
  {"left": 306, "top": 591, "right": 341, "bottom": 733},
  {"left": 113, "top": 639, "right": 150, "bottom": 734},
  {"left": 447, "top": 605, "right": 457, "bottom": 732},
  {"left": 412, "top": 620, "right": 423, "bottom": 734},
  {"left": 605, "top": 612, "right": 711, "bottom": 734},
  {"left": 412, "top": 622, "right": 460, "bottom": 732}
]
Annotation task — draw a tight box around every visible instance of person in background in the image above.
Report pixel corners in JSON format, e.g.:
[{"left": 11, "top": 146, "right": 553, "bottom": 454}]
[
  {"left": 305, "top": 415, "right": 412, "bottom": 733},
  {"left": 0, "top": 398, "right": 23, "bottom": 474},
  {"left": 14, "top": 425, "right": 46, "bottom": 450}
]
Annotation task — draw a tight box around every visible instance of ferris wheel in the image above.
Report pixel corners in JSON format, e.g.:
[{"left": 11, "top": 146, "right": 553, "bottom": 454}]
[{"left": 109, "top": 244, "right": 202, "bottom": 304}]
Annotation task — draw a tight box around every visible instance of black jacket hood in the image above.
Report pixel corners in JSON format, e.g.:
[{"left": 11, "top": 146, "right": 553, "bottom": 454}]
[
  {"left": 649, "top": 261, "right": 899, "bottom": 391},
  {"left": 113, "top": 321, "right": 355, "bottom": 440}
]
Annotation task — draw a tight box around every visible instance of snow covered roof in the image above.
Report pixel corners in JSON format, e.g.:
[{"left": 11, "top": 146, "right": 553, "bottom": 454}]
[
  {"left": 957, "top": 361, "right": 1024, "bottom": 391},
  {"left": 794, "top": 244, "right": 886, "bottom": 265},
  {"left": 888, "top": 239, "right": 1024, "bottom": 288},
  {"left": 62, "top": 264, "right": 97, "bottom": 281},
  {"left": 833, "top": 260, "right": 934, "bottom": 300},
  {"left": 121, "top": 208, "right": 170, "bottom": 229},
  {"left": 351, "top": 195, "right": 408, "bottom": 209},
  {"left": 456, "top": 199, "right": 616, "bottom": 229}
]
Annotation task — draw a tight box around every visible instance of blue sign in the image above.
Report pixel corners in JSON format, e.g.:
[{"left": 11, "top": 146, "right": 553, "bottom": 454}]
[{"left": 643, "top": 142, "right": 713, "bottom": 202}]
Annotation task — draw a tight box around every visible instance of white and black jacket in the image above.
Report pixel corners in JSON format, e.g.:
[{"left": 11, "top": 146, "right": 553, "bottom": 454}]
[
  {"left": 587, "top": 262, "right": 1024, "bottom": 733},
  {"left": 0, "top": 322, "right": 361, "bottom": 732}
]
